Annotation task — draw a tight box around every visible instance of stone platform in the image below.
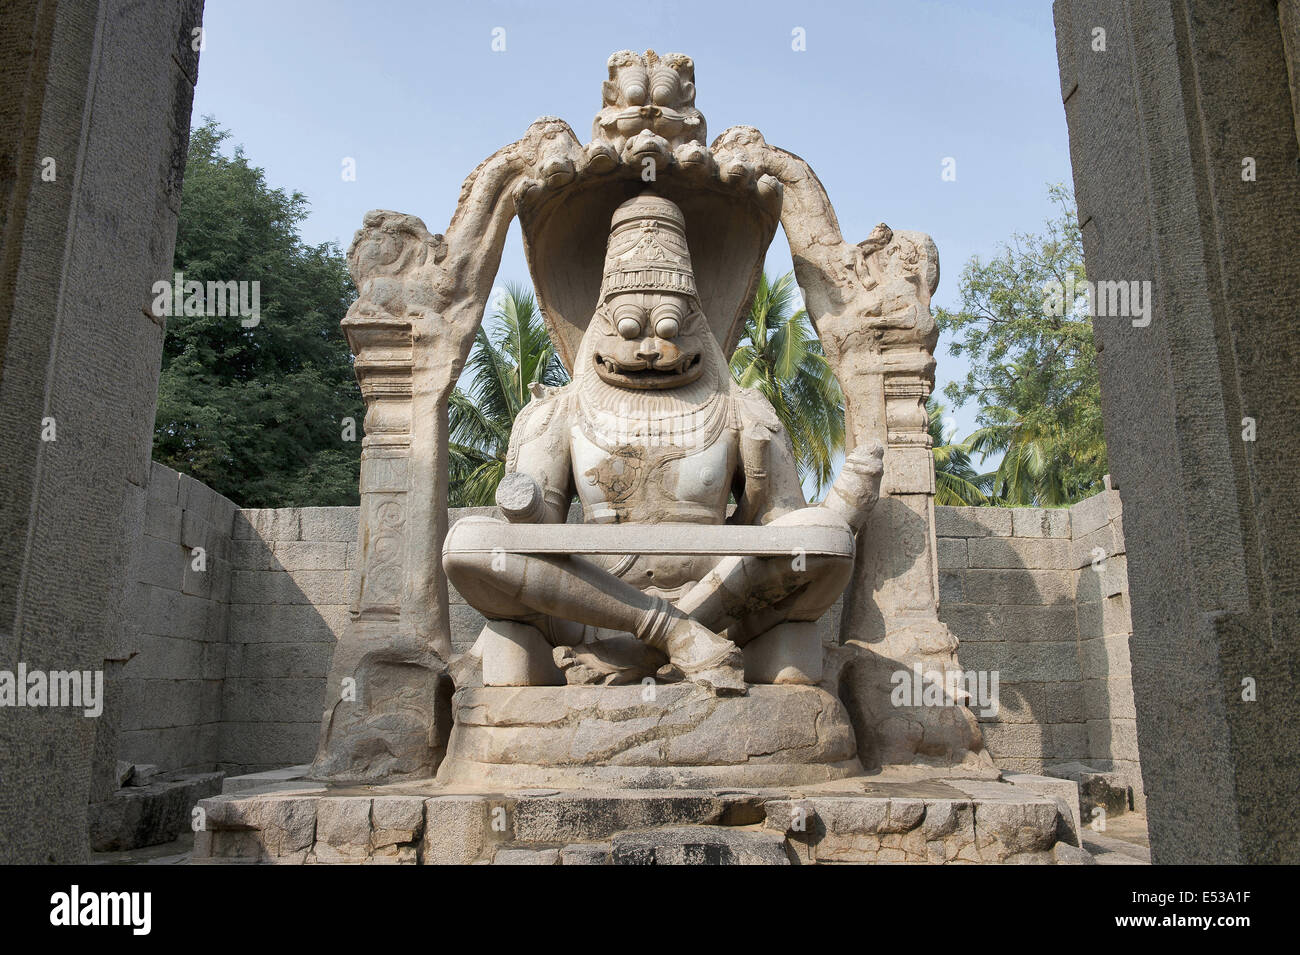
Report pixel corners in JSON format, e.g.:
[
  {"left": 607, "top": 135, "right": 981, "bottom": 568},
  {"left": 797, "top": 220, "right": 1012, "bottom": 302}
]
[
  {"left": 191, "top": 773, "right": 1089, "bottom": 865},
  {"left": 436, "top": 683, "right": 863, "bottom": 789}
]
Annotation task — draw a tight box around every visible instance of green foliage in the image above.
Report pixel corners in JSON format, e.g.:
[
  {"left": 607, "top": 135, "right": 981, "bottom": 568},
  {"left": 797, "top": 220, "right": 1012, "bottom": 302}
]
[
  {"left": 730, "top": 271, "right": 845, "bottom": 494},
  {"left": 929, "top": 399, "right": 989, "bottom": 505},
  {"left": 934, "top": 185, "right": 1107, "bottom": 506},
  {"left": 153, "top": 118, "right": 361, "bottom": 507},
  {"left": 448, "top": 284, "right": 569, "bottom": 506}
]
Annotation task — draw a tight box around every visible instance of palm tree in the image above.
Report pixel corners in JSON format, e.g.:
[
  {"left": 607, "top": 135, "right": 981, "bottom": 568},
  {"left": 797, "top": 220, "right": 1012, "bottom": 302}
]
[
  {"left": 730, "top": 271, "right": 845, "bottom": 494},
  {"left": 928, "top": 399, "right": 989, "bottom": 505},
  {"left": 447, "top": 284, "right": 568, "bottom": 506},
  {"left": 960, "top": 359, "right": 1104, "bottom": 507}
]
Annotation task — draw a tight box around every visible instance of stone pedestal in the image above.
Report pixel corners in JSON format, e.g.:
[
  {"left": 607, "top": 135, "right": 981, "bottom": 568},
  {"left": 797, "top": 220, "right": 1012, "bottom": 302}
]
[
  {"left": 191, "top": 773, "right": 1087, "bottom": 865},
  {"left": 436, "top": 684, "right": 862, "bottom": 789}
]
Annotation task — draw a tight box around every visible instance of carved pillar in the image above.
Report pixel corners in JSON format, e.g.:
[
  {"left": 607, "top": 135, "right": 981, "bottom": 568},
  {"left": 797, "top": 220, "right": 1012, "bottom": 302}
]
[
  {"left": 310, "top": 120, "right": 573, "bottom": 781},
  {"left": 311, "top": 315, "right": 455, "bottom": 782},
  {"left": 729, "top": 134, "right": 989, "bottom": 771}
]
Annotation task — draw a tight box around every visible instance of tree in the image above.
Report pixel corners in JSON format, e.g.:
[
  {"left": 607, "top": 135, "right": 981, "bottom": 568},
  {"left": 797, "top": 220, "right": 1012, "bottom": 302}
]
[
  {"left": 153, "top": 118, "right": 361, "bottom": 507},
  {"left": 448, "top": 284, "right": 569, "bottom": 506},
  {"left": 934, "top": 185, "right": 1107, "bottom": 506},
  {"left": 929, "top": 399, "right": 989, "bottom": 506},
  {"left": 730, "top": 270, "right": 845, "bottom": 494}
]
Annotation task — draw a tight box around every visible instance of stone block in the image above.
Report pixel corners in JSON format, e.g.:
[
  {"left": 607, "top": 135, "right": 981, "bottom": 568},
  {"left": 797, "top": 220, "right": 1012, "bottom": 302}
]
[
  {"left": 180, "top": 506, "right": 208, "bottom": 551},
  {"left": 121, "top": 632, "right": 205, "bottom": 681},
  {"left": 218, "top": 721, "right": 321, "bottom": 768},
  {"left": 1045, "top": 683, "right": 1085, "bottom": 724},
  {"left": 315, "top": 797, "right": 372, "bottom": 862},
  {"left": 1068, "top": 490, "right": 1119, "bottom": 539},
  {"left": 967, "top": 537, "right": 1072, "bottom": 570},
  {"left": 148, "top": 461, "right": 181, "bottom": 505},
  {"left": 1076, "top": 593, "right": 1132, "bottom": 639},
  {"left": 231, "top": 538, "right": 276, "bottom": 570},
  {"left": 941, "top": 604, "right": 1078, "bottom": 644},
  {"left": 209, "top": 494, "right": 240, "bottom": 541},
  {"left": 976, "top": 681, "right": 1044, "bottom": 725},
  {"left": 449, "top": 603, "right": 486, "bottom": 645},
  {"left": 272, "top": 541, "right": 349, "bottom": 572},
  {"left": 137, "top": 538, "right": 188, "bottom": 591},
  {"left": 493, "top": 848, "right": 561, "bottom": 865},
  {"left": 422, "top": 796, "right": 490, "bottom": 865},
  {"left": 228, "top": 602, "right": 349, "bottom": 644},
  {"left": 233, "top": 508, "right": 301, "bottom": 541},
  {"left": 181, "top": 554, "right": 211, "bottom": 599},
  {"left": 960, "top": 641, "right": 1079, "bottom": 690},
  {"left": 979, "top": 722, "right": 1046, "bottom": 760},
  {"left": 509, "top": 792, "right": 735, "bottom": 843},
  {"left": 202, "top": 793, "right": 319, "bottom": 862},
  {"left": 610, "top": 826, "right": 789, "bottom": 865},
  {"left": 224, "top": 678, "right": 326, "bottom": 724},
  {"left": 938, "top": 570, "right": 964, "bottom": 605},
  {"left": 89, "top": 771, "right": 223, "bottom": 851},
  {"left": 560, "top": 843, "right": 612, "bottom": 865},
  {"left": 178, "top": 473, "right": 215, "bottom": 526},
  {"left": 934, "top": 506, "right": 1014, "bottom": 538},
  {"left": 144, "top": 499, "right": 181, "bottom": 542},
  {"left": 936, "top": 536, "right": 967, "bottom": 569},
  {"left": 962, "top": 569, "right": 1074, "bottom": 606},
  {"left": 1011, "top": 507, "right": 1072, "bottom": 539},
  {"left": 371, "top": 796, "right": 425, "bottom": 848},
  {"left": 1083, "top": 677, "right": 1137, "bottom": 722},
  {"left": 1070, "top": 521, "right": 1125, "bottom": 569},
  {"left": 297, "top": 507, "right": 359, "bottom": 542},
  {"left": 1078, "top": 634, "right": 1132, "bottom": 679},
  {"left": 1047, "top": 723, "right": 1088, "bottom": 760},
  {"left": 236, "top": 642, "right": 334, "bottom": 680}
]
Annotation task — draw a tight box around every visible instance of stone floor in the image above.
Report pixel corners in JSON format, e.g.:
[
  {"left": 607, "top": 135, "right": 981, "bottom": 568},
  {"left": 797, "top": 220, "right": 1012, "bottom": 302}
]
[{"left": 1080, "top": 812, "right": 1152, "bottom": 864}]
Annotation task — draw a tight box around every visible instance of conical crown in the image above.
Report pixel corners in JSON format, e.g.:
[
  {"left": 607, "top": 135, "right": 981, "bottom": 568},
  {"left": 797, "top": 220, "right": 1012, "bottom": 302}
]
[{"left": 599, "top": 193, "right": 697, "bottom": 300}]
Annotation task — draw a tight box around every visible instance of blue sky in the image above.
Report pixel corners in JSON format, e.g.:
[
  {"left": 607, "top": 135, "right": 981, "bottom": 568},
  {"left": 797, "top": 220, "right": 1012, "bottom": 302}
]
[{"left": 191, "top": 0, "right": 1071, "bottom": 468}]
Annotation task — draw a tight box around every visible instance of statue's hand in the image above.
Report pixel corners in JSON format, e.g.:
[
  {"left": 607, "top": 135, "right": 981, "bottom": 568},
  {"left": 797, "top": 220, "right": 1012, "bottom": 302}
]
[
  {"left": 822, "top": 441, "right": 885, "bottom": 531},
  {"left": 496, "top": 472, "right": 545, "bottom": 524}
]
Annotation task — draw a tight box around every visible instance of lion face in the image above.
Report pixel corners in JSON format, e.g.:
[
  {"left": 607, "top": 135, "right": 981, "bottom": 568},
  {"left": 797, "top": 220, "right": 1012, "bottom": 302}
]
[{"left": 590, "top": 290, "right": 706, "bottom": 390}]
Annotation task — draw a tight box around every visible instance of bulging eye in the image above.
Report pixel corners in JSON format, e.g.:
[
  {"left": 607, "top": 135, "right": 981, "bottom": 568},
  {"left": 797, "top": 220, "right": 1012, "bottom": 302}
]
[
  {"left": 651, "top": 70, "right": 678, "bottom": 105},
  {"left": 651, "top": 304, "right": 682, "bottom": 339},
  {"left": 621, "top": 69, "right": 649, "bottom": 105},
  {"left": 614, "top": 305, "right": 645, "bottom": 339}
]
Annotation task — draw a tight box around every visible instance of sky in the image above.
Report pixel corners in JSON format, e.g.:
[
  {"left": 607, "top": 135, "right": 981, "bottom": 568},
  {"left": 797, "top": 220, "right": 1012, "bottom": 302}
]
[{"left": 190, "top": 0, "right": 1073, "bottom": 470}]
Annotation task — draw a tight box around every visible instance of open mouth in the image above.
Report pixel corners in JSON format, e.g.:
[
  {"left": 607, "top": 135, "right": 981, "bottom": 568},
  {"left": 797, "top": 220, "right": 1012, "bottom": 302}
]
[{"left": 595, "top": 353, "right": 701, "bottom": 381}]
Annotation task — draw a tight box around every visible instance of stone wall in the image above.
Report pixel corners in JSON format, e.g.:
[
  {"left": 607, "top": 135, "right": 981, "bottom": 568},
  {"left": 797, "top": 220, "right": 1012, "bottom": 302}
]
[
  {"left": 112, "top": 469, "right": 1139, "bottom": 787},
  {"left": 936, "top": 491, "right": 1140, "bottom": 800},
  {"left": 1053, "top": 0, "right": 1300, "bottom": 864},
  {"left": 0, "top": 0, "right": 204, "bottom": 863},
  {"left": 117, "top": 463, "right": 237, "bottom": 772},
  {"left": 223, "top": 506, "right": 358, "bottom": 774}
]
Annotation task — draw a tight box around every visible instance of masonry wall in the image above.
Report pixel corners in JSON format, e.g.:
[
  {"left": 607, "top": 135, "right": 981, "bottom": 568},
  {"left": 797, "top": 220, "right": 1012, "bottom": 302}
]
[
  {"left": 936, "top": 490, "right": 1140, "bottom": 800},
  {"left": 114, "top": 468, "right": 1140, "bottom": 784},
  {"left": 223, "top": 506, "right": 359, "bottom": 774},
  {"left": 117, "top": 462, "right": 237, "bottom": 773}
]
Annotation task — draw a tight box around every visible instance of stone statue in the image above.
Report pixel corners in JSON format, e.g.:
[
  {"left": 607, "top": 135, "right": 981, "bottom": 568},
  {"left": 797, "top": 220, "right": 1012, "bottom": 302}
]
[
  {"left": 314, "top": 49, "right": 989, "bottom": 785},
  {"left": 443, "top": 192, "right": 885, "bottom": 696}
]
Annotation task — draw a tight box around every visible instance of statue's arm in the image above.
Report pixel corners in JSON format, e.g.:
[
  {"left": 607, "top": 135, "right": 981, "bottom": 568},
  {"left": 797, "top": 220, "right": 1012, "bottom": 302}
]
[
  {"left": 733, "top": 392, "right": 807, "bottom": 525},
  {"left": 496, "top": 390, "right": 574, "bottom": 524}
]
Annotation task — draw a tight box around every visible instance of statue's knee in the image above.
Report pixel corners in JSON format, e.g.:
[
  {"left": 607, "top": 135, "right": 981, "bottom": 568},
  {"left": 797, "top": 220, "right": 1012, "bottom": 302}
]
[
  {"left": 441, "top": 537, "right": 494, "bottom": 588},
  {"left": 802, "top": 553, "right": 853, "bottom": 593}
]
